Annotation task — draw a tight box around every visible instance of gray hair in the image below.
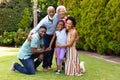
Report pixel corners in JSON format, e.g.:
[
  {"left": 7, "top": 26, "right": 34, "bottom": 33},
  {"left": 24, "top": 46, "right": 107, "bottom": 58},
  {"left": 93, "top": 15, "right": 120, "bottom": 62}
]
[
  {"left": 47, "top": 6, "right": 55, "bottom": 11},
  {"left": 56, "top": 5, "right": 66, "bottom": 14}
]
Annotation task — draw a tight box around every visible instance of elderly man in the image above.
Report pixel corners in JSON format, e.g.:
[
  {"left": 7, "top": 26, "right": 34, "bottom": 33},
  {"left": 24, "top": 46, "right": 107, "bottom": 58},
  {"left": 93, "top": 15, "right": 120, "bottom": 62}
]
[{"left": 29, "top": 6, "right": 58, "bottom": 71}]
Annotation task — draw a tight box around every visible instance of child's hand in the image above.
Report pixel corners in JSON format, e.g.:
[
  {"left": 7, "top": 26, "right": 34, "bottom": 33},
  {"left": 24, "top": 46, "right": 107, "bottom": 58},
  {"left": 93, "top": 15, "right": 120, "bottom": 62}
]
[
  {"left": 56, "top": 43, "right": 62, "bottom": 48},
  {"left": 48, "top": 47, "right": 52, "bottom": 50},
  {"left": 45, "top": 47, "right": 51, "bottom": 52}
]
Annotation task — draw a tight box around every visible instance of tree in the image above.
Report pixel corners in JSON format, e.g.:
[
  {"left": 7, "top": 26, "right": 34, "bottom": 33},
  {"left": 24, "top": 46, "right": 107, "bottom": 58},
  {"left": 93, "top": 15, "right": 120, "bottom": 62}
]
[{"left": 33, "top": 0, "right": 38, "bottom": 27}]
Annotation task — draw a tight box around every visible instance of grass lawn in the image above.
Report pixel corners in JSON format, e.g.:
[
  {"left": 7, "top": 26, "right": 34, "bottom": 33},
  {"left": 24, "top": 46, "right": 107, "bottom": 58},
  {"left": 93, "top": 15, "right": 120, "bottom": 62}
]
[{"left": 0, "top": 48, "right": 120, "bottom": 80}]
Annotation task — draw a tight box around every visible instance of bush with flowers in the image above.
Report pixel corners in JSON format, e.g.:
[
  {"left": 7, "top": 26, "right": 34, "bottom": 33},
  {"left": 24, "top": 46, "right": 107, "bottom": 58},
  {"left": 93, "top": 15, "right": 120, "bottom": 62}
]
[
  {"left": 0, "top": 30, "right": 28, "bottom": 47},
  {"left": 14, "top": 29, "right": 28, "bottom": 47},
  {"left": 14, "top": 8, "right": 31, "bottom": 47},
  {"left": 0, "top": 7, "right": 31, "bottom": 47}
]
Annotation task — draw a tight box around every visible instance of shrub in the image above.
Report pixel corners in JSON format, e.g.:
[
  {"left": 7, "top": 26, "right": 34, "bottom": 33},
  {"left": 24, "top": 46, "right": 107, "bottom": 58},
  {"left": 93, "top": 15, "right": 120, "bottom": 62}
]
[
  {"left": 17, "top": 8, "right": 31, "bottom": 32},
  {"left": 2, "top": 31, "right": 16, "bottom": 46},
  {"left": 0, "top": 31, "right": 28, "bottom": 47},
  {"left": 0, "top": 36, "right": 3, "bottom": 45},
  {"left": 108, "top": 41, "right": 120, "bottom": 55},
  {"left": 0, "top": 0, "right": 32, "bottom": 33},
  {"left": 14, "top": 29, "right": 28, "bottom": 47},
  {"left": 83, "top": 43, "right": 90, "bottom": 51}
]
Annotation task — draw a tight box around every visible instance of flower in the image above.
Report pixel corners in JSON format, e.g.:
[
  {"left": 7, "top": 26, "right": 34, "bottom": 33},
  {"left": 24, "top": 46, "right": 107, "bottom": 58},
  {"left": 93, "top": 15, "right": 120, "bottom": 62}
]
[{"left": 14, "top": 31, "right": 28, "bottom": 47}]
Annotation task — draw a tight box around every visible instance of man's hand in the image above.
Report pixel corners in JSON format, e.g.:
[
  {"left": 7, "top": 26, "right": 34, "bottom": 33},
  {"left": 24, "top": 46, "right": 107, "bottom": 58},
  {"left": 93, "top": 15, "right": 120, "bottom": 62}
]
[
  {"left": 27, "top": 33, "right": 33, "bottom": 42},
  {"left": 38, "top": 54, "right": 44, "bottom": 60}
]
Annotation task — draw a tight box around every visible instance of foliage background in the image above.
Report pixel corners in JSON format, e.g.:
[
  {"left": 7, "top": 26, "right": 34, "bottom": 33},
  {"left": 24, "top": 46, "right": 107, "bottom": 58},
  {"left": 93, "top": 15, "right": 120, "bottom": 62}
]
[
  {"left": 0, "top": 0, "right": 32, "bottom": 34},
  {"left": 0, "top": 0, "right": 58, "bottom": 47},
  {"left": 58, "top": 0, "right": 120, "bottom": 55},
  {"left": 0, "top": 0, "right": 120, "bottom": 55}
]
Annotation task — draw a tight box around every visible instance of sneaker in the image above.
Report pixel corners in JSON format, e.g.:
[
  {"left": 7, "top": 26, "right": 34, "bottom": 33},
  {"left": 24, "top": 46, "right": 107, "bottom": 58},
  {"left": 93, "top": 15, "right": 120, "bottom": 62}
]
[
  {"left": 56, "top": 70, "right": 61, "bottom": 74},
  {"left": 10, "top": 62, "right": 16, "bottom": 72}
]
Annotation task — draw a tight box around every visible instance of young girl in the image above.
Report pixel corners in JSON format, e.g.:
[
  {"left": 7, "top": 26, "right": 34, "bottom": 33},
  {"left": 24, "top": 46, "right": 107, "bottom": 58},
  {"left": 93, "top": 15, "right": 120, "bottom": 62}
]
[
  {"left": 56, "top": 16, "right": 83, "bottom": 76},
  {"left": 49, "top": 19, "right": 67, "bottom": 74}
]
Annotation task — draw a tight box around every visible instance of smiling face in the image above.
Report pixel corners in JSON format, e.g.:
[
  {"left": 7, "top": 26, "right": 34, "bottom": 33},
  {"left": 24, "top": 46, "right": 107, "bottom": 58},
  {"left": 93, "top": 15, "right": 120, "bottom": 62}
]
[
  {"left": 66, "top": 19, "right": 74, "bottom": 31},
  {"left": 38, "top": 28, "right": 47, "bottom": 38},
  {"left": 48, "top": 7, "right": 55, "bottom": 18},
  {"left": 56, "top": 21, "right": 64, "bottom": 31},
  {"left": 58, "top": 8, "right": 66, "bottom": 19},
  {"left": 66, "top": 16, "right": 76, "bottom": 31}
]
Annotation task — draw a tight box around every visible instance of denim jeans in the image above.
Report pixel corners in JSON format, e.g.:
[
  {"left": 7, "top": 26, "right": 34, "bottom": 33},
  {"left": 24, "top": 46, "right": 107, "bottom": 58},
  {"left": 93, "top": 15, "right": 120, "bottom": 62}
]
[{"left": 14, "top": 54, "right": 41, "bottom": 74}]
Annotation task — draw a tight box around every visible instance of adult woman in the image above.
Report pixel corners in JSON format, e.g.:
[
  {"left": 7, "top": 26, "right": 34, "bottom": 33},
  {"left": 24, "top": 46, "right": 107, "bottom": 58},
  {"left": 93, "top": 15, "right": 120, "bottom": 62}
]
[
  {"left": 56, "top": 5, "right": 66, "bottom": 20},
  {"left": 56, "top": 16, "right": 82, "bottom": 76}
]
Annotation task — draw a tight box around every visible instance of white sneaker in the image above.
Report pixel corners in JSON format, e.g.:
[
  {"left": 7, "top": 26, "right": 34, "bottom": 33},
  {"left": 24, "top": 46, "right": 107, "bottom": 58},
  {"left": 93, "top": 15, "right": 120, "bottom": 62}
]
[{"left": 56, "top": 70, "right": 61, "bottom": 74}]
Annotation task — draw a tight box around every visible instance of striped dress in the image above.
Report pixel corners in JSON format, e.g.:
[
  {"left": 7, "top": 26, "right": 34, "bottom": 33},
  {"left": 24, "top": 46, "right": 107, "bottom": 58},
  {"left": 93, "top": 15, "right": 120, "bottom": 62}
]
[{"left": 65, "top": 32, "right": 81, "bottom": 76}]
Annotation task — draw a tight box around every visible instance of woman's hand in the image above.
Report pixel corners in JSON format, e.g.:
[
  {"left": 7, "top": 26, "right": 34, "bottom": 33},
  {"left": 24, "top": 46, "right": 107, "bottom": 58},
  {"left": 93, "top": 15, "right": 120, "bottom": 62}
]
[{"left": 56, "top": 41, "right": 66, "bottom": 48}]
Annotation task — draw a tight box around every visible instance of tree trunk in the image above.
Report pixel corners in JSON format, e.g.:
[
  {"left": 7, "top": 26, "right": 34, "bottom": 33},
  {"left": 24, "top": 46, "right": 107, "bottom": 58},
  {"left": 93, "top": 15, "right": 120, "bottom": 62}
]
[{"left": 33, "top": 0, "right": 38, "bottom": 27}]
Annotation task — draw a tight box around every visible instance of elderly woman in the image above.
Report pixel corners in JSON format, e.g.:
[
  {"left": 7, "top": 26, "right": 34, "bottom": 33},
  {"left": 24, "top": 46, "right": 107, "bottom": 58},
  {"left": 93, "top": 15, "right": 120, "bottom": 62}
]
[{"left": 56, "top": 5, "right": 67, "bottom": 20}]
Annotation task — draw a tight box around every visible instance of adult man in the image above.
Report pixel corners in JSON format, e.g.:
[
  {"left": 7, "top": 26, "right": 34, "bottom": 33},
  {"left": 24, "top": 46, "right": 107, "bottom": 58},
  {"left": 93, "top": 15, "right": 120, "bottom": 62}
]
[
  {"left": 10, "top": 26, "right": 50, "bottom": 74},
  {"left": 28, "top": 6, "right": 59, "bottom": 71}
]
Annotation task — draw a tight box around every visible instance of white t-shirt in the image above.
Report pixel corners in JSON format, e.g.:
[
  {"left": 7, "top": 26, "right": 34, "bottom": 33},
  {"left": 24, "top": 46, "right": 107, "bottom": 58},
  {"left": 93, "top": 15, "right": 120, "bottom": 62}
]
[{"left": 56, "top": 28, "right": 67, "bottom": 44}]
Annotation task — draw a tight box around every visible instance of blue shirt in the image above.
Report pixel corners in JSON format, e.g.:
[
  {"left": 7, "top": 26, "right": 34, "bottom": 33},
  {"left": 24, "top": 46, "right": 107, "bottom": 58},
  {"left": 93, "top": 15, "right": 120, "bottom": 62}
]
[
  {"left": 31, "top": 14, "right": 59, "bottom": 35},
  {"left": 56, "top": 29, "right": 67, "bottom": 44},
  {"left": 18, "top": 33, "right": 44, "bottom": 60}
]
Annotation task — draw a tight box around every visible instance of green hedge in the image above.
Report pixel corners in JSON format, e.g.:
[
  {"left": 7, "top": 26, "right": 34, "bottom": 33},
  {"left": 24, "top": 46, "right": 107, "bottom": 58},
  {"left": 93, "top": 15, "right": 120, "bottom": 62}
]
[
  {"left": 58, "top": 0, "right": 120, "bottom": 55},
  {"left": 0, "top": 0, "right": 32, "bottom": 34}
]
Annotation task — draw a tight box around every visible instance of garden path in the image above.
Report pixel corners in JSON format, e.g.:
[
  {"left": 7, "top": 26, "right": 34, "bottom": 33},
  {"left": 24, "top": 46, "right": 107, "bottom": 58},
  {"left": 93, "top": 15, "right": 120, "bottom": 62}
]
[{"left": 79, "top": 51, "right": 120, "bottom": 64}]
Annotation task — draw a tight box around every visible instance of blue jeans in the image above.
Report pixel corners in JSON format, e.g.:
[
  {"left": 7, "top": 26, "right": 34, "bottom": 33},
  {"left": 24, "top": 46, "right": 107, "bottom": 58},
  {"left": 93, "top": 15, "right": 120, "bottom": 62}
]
[{"left": 14, "top": 54, "right": 41, "bottom": 74}]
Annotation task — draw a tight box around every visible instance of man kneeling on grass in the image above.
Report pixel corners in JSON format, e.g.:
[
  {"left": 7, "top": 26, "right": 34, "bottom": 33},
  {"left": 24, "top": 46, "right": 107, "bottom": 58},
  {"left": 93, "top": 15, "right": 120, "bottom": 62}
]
[{"left": 10, "top": 26, "right": 50, "bottom": 75}]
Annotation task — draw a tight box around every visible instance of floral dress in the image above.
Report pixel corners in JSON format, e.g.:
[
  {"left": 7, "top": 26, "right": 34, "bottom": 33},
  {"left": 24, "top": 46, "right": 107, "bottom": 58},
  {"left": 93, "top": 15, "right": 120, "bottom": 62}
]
[{"left": 65, "top": 32, "right": 81, "bottom": 76}]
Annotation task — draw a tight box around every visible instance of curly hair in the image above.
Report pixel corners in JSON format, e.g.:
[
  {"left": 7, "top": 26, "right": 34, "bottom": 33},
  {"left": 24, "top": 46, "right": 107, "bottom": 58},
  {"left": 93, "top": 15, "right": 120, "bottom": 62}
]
[{"left": 66, "top": 16, "right": 76, "bottom": 27}]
